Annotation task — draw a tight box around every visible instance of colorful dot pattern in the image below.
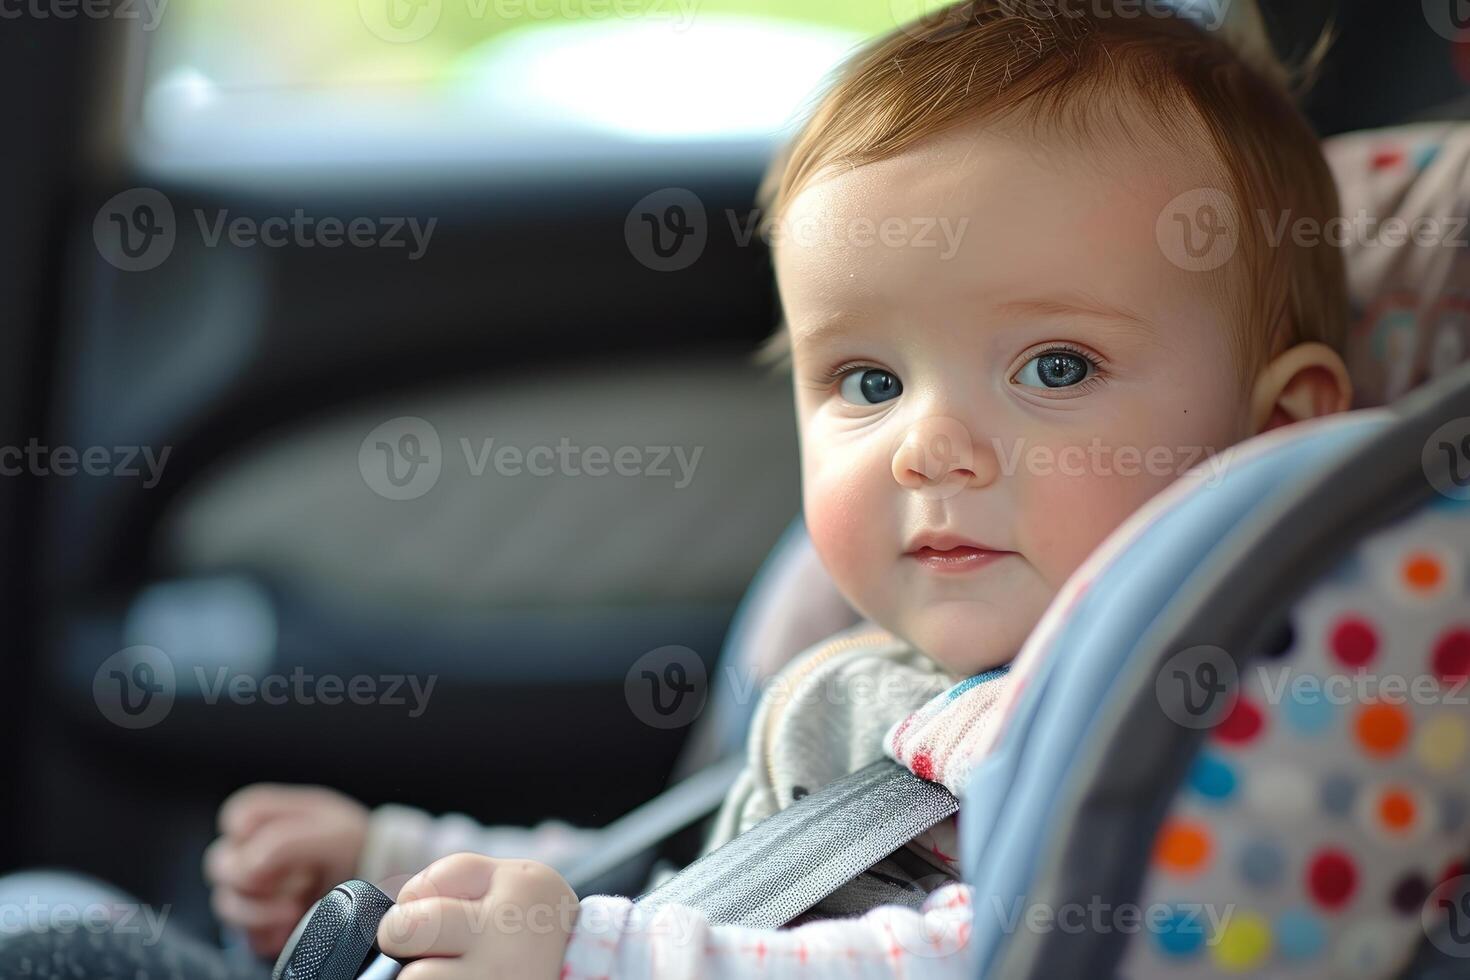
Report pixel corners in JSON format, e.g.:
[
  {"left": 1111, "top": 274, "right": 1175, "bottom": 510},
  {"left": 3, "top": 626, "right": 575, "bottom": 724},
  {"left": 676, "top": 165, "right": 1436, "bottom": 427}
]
[{"left": 1120, "top": 497, "right": 1470, "bottom": 977}]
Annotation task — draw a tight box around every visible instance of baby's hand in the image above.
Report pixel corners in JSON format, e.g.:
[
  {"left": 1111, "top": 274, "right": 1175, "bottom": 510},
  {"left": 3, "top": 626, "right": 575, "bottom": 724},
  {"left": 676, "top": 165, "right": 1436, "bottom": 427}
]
[
  {"left": 203, "top": 783, "right": 369, "bottom": 957},
  {"left": 377, "top": 853, "right": 579, "bottom": 980}
]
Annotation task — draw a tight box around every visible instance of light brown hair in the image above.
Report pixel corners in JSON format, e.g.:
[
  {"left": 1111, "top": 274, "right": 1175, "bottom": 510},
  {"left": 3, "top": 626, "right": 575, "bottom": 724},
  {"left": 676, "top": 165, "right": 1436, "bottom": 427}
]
[{"left": 753, "top": 0, "right": 1344, "bottom": 390}]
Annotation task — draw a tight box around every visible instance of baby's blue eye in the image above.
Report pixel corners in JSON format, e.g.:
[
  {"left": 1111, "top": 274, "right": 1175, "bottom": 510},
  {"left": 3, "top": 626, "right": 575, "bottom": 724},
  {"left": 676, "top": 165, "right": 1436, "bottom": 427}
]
[
  {"left": 840, "top": 368, "right": 902, "bottom": 404},
  {"left": 1015, "top": 351, "right": 1092, "bottom": 389}
]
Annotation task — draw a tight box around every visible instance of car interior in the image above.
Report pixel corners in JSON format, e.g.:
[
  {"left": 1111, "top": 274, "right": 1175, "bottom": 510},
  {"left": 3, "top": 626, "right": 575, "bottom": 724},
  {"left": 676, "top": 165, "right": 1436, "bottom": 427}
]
[{"left": 2, "top": 1, "right": 1469, "bottom": 977}]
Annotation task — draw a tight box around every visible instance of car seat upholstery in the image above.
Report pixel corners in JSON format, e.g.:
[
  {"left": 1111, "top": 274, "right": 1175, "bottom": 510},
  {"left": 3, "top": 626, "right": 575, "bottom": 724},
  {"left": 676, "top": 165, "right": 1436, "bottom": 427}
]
[
  {"left": 954, "top": 366, "right": 1470, "bottom": 978},
  {"left": 1114, "top": 421, "right": 1470, "bottom": 975},
  {"left": 1325, "top": 123, "right": 1470, "bottom": 408}
]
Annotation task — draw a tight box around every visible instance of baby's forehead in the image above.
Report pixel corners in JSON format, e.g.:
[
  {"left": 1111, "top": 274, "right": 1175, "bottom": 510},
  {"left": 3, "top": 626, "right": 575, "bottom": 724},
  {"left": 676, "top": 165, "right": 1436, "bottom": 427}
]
[
  {"left": 788, "top": 112, "right": 1222, "bottom": 226},
  {"left": 774, "top": 112, "right": 1235, "bottom": 326}
]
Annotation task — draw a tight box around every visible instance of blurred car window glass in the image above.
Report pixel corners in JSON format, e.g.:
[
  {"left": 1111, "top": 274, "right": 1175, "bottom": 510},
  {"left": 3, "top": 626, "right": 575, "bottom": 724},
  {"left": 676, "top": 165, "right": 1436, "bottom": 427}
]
[{"left": 137, "top": 0, "right": 921, "bottom": 168}]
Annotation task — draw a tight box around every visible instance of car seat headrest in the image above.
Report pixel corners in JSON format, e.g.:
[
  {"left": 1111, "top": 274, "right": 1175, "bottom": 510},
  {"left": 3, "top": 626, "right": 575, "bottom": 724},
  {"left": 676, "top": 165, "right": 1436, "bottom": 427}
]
[{"left": 1325, "top": 123, "right": 1470, "bottom": 408}]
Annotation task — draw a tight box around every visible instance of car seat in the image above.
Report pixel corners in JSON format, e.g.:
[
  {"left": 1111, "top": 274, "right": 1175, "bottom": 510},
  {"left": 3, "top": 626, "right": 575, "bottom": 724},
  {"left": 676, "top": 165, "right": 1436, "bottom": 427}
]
[{"left": 959, "top": 363, "right": 1470, "bottom": 979}]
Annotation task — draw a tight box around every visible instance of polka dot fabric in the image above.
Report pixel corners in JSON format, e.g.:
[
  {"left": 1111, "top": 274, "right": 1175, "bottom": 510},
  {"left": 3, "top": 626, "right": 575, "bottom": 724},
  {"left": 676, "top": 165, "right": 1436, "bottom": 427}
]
[{"left": 1119, "top": 495, "right": 1470, "bottom": 979}]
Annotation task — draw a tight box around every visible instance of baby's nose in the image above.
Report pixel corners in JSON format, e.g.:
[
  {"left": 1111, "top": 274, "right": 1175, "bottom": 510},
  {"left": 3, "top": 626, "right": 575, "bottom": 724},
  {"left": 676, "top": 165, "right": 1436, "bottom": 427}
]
[{"left": 891, "top": 416, "right": 993, "bottom": 497}]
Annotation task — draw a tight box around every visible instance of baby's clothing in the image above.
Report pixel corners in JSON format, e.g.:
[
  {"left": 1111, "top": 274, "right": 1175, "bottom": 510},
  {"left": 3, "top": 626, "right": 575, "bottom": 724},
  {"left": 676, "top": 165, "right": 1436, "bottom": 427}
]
[
  {"left": 699, "top": 625, "right": 997, "bottom": 919},
  {"left": 356, "top": 623, "right": 1017, "bottom": 978}
]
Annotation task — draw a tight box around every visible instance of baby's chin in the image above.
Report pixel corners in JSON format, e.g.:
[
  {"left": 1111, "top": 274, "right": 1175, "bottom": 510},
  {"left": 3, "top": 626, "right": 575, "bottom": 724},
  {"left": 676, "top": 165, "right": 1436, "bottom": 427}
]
[{"left": 890, "top": 597, "right": 1041, "bottom": 679}]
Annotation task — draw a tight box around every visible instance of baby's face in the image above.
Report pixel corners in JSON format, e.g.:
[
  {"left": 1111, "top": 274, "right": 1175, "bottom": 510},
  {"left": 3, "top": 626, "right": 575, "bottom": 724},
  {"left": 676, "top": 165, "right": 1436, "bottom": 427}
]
[{"left": 777, "top": 124, "right": 1256, "bottom": 677}]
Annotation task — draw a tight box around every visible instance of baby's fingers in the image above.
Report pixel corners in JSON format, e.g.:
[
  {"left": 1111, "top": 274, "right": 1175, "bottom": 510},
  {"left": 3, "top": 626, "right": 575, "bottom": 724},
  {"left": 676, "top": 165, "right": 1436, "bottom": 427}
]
[
  {"left": 228, "top": 820, "right": 330, "bottom": 893},
  {"left": 211, "top": 886, "right": 306, "bottom": 931},
  {"left": 397, "top": 961, "right": 474, "bottom": 980},
  {"left": 218, "top": 783, "right": 316, "bottom": 838},
  {"left": 377, "top": 897, "right": 483, "bottom": 960},
  {"left": 394, "top": 854, "right": 497, "bottom": 905}
]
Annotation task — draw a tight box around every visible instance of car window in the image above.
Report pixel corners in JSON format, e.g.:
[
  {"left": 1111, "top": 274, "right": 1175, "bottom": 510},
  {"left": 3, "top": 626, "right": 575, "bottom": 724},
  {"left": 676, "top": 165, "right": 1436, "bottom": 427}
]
[{"left": 138, "top": 0, "right": 923, "bottom": 165}]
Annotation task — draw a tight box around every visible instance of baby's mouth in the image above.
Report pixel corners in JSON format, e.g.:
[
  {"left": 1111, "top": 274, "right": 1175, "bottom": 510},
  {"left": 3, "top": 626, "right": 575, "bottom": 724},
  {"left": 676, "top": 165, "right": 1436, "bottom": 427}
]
[{"left": 904, "top": 540, "right": 1013, "bottom": 573}]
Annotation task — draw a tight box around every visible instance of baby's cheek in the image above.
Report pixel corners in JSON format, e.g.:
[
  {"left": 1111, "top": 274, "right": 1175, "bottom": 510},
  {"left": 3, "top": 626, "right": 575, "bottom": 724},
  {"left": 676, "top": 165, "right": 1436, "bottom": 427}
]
[
  {"left": 802, "top": 463, "right": 885, "bottom": 597},
  {"left": 1021, "top": 469, "right": 1172, "bottom": 588}
]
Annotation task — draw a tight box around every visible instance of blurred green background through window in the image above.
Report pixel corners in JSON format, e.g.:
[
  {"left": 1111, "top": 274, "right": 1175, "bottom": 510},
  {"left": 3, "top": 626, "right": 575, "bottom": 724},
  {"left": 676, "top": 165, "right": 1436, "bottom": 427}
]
[{"left": 138, "top": 0, "right": 940, "bottom": 158}]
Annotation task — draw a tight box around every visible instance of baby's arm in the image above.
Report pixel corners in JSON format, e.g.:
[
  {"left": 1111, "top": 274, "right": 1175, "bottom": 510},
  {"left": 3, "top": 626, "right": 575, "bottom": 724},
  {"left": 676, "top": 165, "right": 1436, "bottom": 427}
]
[
  {"left": 356, "top": 802, "right": 605, "bottom": 888},
  {"left": 564, "top": 882, "right": 975, "bottom": 979},
  {"left": 374, "top": 851, "right": 974, "bottom": 980},
  {"left": 358, "top": 748, "right": 776, "bottom": 891}
]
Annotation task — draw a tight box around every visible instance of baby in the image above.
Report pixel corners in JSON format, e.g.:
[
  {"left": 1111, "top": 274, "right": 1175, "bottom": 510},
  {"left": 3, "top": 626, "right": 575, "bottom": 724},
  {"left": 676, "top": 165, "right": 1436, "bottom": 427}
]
[{"left": 205, "top": 1, "right": 1355, "bottom": 976}]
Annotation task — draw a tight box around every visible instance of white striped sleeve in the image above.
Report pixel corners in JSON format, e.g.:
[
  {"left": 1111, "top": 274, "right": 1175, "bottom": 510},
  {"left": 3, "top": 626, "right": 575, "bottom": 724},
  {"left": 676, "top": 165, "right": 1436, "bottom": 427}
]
[
  {"left": 355, "top": 803, "right": 602, "bottom": 889},
  {"left": 561, "top": 882, "right": 976, "bottom": 980}
]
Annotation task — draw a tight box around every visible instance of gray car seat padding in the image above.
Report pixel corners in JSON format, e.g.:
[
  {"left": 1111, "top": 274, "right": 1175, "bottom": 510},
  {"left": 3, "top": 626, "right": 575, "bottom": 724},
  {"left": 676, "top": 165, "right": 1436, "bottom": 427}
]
[{"left": 994, "top": 361, "right": 1470, "bottom": 979}]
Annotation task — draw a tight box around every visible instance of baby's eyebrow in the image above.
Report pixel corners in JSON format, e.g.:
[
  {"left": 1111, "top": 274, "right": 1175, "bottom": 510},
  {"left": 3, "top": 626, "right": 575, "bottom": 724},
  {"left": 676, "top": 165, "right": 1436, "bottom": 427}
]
[
  {"left": 991, "top": 295, "right": 1159, "bottom": 338},
  {"left": 790, "top": 314, "right": 863, "bottom": 352},
  {"left": 791, "top": 293, "right": 1160, "bottom": 353}
]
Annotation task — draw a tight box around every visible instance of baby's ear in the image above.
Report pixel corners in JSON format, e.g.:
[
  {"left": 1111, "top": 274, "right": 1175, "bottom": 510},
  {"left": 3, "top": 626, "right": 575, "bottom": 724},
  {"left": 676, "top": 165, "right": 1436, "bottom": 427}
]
[{"left": 1248, "top": 341, "right": 1353, "bottom": 434}]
